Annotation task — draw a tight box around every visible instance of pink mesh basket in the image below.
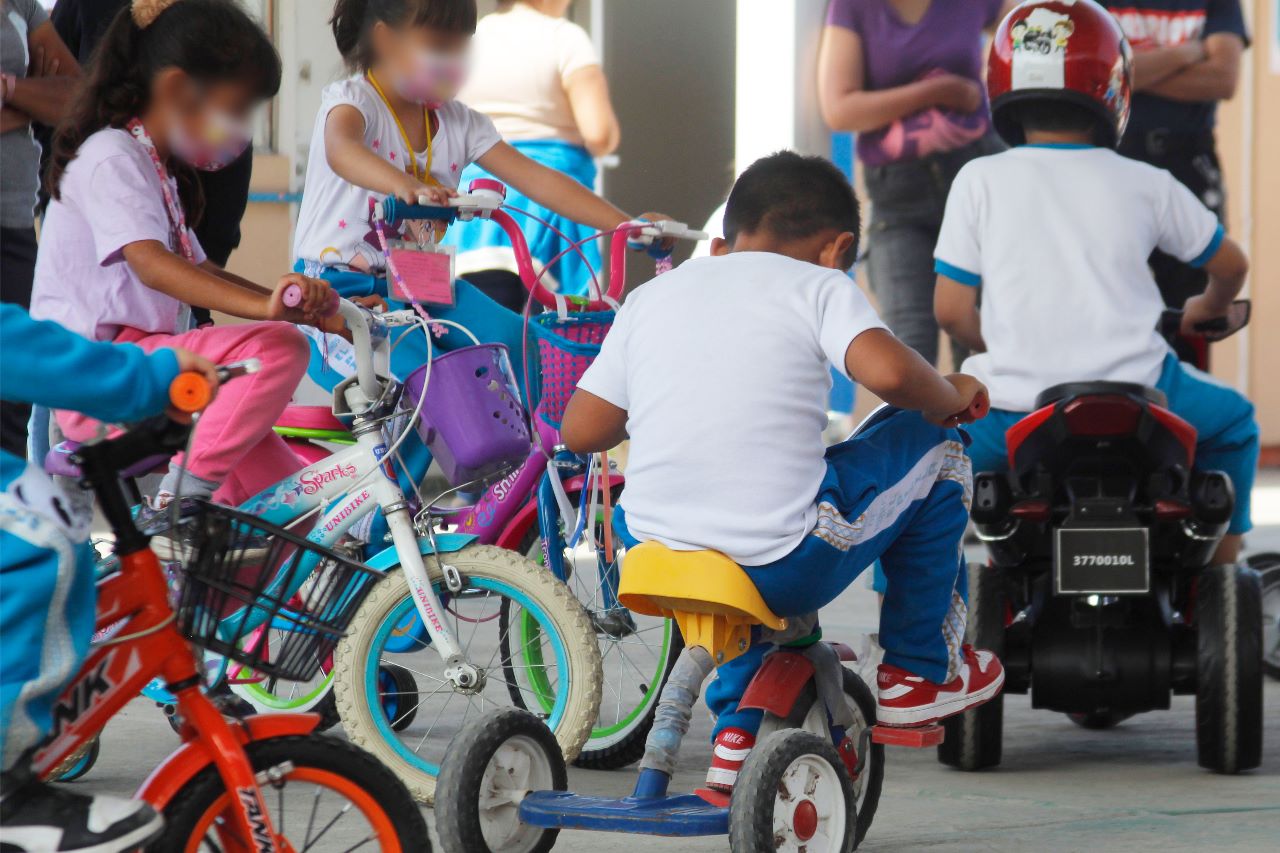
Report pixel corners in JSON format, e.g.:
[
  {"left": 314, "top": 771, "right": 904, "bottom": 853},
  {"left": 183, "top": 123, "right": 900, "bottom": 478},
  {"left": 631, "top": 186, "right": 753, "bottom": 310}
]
[{"left": 531, "top": 311, "right": 614, "bottom": 428}]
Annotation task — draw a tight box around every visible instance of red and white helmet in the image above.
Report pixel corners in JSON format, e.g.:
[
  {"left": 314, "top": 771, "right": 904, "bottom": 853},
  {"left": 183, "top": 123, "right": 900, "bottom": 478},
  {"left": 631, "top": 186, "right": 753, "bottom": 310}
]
[{"left": 988, "top": 0, "right": 1133, "bottom": 147}]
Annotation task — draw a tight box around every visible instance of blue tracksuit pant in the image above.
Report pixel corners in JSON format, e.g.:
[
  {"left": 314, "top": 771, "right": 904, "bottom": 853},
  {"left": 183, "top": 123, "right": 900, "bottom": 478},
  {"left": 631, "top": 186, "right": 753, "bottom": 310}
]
[
  {"left": 0, "top": 479, "right": 96, "bottom": 770},
  {"left": 965, "top": 354, "right": 1258, "bottom": 535},
  {"left": 617, "top": 408, "right": 973, "bottom": 737}
]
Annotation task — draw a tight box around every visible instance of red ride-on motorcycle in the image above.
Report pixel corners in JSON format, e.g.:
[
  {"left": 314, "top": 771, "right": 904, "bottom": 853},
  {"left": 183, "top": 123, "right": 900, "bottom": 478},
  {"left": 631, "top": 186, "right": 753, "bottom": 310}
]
[{"left": 945, "top": 300, "right": 1263, "bottom": 774}]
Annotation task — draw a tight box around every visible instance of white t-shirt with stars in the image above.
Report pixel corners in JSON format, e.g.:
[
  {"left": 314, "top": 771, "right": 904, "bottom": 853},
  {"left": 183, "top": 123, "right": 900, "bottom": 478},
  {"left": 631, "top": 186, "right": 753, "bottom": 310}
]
[{"left": 293, "top": 75, "right": 501, "bottom": 272}]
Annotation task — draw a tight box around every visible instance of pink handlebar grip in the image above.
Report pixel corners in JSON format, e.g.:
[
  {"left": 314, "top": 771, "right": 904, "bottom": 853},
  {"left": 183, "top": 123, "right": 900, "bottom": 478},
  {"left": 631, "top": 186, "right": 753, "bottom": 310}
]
[{"left": 282, "top": 284, "right": 340, "bottom": 317}]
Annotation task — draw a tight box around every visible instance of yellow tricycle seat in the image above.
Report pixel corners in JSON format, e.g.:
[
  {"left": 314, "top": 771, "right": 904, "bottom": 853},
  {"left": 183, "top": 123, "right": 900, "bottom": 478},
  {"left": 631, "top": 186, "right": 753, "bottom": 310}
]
[{"left": 618, "top": 542, "right": 785, "bottom": 664}]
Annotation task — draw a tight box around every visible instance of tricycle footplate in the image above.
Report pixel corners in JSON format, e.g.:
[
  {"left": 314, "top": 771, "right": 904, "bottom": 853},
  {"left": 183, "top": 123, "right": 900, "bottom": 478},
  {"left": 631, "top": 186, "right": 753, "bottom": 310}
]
[
  {"left": 871, "top": 723, "right": 945, "bottom": 747},
  {"left": 519, "top": 791, "right": 729, "bottom": 836}
]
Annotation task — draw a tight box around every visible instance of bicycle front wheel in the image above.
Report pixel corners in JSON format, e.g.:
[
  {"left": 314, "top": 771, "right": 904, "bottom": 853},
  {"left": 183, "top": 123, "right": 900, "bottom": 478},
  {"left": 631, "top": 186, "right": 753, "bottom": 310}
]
[
  {"left": 150, "top": 734, "right": 427, "bottom": 852},
  {"left": 332, "top": 544, "right": 602, "bottom": 803},
  {"left": 509, "top": 528, "right": 680, "bottom": 770}
]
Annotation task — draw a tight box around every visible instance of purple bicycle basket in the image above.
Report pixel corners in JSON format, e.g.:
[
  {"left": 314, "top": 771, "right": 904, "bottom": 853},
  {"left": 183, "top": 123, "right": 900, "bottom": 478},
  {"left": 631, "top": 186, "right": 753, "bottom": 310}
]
[{"left": 402, "top": 344, "right": 532, "bottom": 486}]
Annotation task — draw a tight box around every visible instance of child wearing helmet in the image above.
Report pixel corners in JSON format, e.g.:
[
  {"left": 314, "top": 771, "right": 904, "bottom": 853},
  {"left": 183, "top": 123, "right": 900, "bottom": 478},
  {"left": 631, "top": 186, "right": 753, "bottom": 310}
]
[{"left": 933, "top": 0, "right": 1257, "bottom": 563}]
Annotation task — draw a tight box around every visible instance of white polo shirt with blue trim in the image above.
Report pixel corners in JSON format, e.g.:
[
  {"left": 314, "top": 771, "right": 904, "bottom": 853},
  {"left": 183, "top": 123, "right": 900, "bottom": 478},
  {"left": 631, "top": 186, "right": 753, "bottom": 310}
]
[{"left": 934, "top": 143, "right": 1223, "bottom": 412}]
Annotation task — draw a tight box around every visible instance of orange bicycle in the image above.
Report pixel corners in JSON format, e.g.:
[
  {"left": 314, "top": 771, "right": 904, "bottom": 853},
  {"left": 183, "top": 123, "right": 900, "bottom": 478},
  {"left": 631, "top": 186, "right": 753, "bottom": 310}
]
[{"left": 30, "top": 369, "right": 428, "bottom": 851}]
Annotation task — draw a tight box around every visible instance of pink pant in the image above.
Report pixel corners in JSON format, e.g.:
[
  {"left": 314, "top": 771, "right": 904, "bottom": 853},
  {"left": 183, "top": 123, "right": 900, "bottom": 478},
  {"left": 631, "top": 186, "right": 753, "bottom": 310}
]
[{"left": 57, "top": 322, "right": 309, "bottom": 505}]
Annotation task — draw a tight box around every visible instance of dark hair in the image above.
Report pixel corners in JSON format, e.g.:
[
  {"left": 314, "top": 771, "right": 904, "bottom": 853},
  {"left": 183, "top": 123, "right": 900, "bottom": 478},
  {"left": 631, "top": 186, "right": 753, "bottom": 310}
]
[
  {"left": 47, "top": 0, "right": 281, "bottom": 225},
  {"left": 723, "top": 151, "right": 861, "bottom": 269},
  {"left": 332, "top": 0, "right": 478, "bottom": 71},
  {"left": 1010, "top": 99, "right": 1105, "bottom": 142}
]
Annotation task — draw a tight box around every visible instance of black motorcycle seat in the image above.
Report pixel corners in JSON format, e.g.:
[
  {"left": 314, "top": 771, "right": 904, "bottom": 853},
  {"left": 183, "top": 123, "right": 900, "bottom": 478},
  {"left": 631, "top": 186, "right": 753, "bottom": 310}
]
[{"left": 1034, "top": 382, "right": 1168, "bottom": 410}]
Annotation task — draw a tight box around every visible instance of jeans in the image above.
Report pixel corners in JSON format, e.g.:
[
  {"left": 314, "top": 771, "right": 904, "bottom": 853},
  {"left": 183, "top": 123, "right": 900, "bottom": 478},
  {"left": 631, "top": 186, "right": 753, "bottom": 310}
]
[
  {"left": 616, "top": 409, "right": 973, "bottom": 737},
  {"left": 1, "top": 227, "right": 37, "bottom": 458},
  {"left": 965, "top": 354, "right": 1258, "bottom": 535},
  {"left": 864, "top": 134, "right": 1004, "bottom": 367}
]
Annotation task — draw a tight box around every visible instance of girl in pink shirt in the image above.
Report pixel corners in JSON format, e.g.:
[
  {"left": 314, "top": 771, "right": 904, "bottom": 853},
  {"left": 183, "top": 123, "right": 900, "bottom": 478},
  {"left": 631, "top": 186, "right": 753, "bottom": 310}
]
[{"left": 31, "top": 0, "right": 341, "bottom": 507}]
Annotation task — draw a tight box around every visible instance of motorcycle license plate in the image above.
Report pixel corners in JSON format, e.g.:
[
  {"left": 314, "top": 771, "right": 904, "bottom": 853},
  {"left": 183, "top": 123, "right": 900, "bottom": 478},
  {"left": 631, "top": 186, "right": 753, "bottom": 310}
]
[{"left": 1054, "top": 528, "right": 1149, "bottom": 595}]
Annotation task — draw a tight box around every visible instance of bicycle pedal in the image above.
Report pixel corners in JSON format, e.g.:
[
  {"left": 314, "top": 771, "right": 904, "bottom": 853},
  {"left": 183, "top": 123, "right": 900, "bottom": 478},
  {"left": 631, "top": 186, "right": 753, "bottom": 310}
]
[{"left": 870, "top": 723, "right": 945, "bottom": 748}]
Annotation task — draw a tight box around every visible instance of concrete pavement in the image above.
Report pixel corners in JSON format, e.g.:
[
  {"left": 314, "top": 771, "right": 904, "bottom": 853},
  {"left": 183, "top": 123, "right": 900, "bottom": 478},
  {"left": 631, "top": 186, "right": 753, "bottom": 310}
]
[{"left": 72, "top": 474, "right": 1280, "bottom": 851}]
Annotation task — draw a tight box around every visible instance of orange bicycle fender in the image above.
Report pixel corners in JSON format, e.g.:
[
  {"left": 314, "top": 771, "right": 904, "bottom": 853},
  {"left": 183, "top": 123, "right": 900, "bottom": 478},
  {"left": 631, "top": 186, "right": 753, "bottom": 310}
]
[
  {"left": 737, "top": 651, "right": 815, "bottom": 718},
  {"left": 135, "top": 713, "right": 322, "bottom": 809}
]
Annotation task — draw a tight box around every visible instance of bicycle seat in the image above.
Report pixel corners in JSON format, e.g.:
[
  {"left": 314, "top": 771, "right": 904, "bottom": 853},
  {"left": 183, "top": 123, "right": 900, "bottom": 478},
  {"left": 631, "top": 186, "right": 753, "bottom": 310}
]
[
  {"left": 275, "top": 405, "right": 349, "bottom": 434},
  {"left": 44, "top": 441, "right": 169, "bottom": 480},
  {"left": 619, "top": 542, "right": 785, "bottom": 664},
  {"left": 1035, "top": 382, "right": 1167, "bottom": 410}
]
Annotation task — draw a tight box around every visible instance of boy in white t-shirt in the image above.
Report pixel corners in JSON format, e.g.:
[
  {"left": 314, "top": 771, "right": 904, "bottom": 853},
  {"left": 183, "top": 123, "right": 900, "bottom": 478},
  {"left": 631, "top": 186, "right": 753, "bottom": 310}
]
[
  {"left": 563, "top": 152, "right": 1005, "bottom": 793},
  {"left": 934, "top": 0, "right": 1257, "bottom": 564}
]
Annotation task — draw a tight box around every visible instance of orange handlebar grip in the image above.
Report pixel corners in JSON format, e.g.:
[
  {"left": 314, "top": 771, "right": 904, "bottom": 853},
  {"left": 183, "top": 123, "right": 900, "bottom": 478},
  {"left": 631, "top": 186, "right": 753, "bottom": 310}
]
[{"left": 169, "top": 372, "right": 213, "bottom": 414}]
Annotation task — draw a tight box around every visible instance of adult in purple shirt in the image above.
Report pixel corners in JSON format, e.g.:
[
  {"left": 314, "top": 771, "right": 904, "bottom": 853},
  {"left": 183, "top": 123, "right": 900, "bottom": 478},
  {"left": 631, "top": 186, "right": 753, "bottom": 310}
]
[{"left": 818, "top": 0, "right": 1017, "bottom": 367}]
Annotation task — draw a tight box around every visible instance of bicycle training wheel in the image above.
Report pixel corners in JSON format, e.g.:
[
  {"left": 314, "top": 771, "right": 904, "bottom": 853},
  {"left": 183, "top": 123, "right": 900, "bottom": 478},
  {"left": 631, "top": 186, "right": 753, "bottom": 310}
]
[
  {"left": 332, "top": 544, "right": 601, "bottom": 803},
  {"left": 150, "top": 734, "right": 427, "bottom": 851}
]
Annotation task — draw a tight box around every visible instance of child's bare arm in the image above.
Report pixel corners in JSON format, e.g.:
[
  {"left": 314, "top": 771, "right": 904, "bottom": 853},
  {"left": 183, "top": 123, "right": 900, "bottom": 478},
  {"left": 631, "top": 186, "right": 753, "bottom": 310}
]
[
  {"left": 934, "top": 276, "right": 986, "bottom": 353},
  {"left": 324, "top": 104, "right": 453, "bottom": 205},
  {"left": 845, "top": 329, "right": 987, "bottom": 427},
  {"left": 123, "top": 241, "right": 332, "bottom": 324},
  {"left": 1181, "top": 236, "right": 1249, "bottom": 334},
  {"left": 477, "top": 142, "right": 633, "bottom": 232},
  {"left": 200, "top": 261, "right": 272, "bottom": 296},
  {"left": 562, "top": 389, "right": 629, "bottom": 453}
]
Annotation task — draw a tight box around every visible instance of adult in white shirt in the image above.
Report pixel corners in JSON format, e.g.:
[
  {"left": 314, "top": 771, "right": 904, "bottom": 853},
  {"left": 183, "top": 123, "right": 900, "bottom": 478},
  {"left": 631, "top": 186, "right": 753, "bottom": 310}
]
[{"left": 447, "top": 0, "right": 622, "bottom": 307}]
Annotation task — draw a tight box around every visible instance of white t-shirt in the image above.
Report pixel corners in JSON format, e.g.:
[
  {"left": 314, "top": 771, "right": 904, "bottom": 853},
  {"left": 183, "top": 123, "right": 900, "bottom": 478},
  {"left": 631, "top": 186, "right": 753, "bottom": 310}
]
[
  {"left": 458, "top": 3, "right": 599, "bottom": 145},
  {"left": 934, "top": 145, "right": 1222, "bottom": 412},
  {"left": 293, "top": 76, "right": 502, "bottom": 270},
  {"left": 578, "top": 252, "right": 887, "bottom": 566}
]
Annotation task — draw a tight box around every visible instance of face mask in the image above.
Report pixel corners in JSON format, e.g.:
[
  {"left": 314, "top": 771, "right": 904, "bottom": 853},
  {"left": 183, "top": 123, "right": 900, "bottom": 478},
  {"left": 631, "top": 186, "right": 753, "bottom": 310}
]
[
  {"left": 169, "top": 110, "right": 252, "bottom": 172},
  {"left": 393, "top": 48, "right": 468, "bottom": 108}
]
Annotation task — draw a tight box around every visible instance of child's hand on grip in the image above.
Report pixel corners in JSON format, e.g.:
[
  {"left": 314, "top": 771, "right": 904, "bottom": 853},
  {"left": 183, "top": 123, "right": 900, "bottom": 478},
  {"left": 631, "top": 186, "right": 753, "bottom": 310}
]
[
  {"left": 167, "top": 348, "right": 220, "bottom": 422},
  {"left": 270, "top": 274, "right": 334, "bottom": 325},
  {"left": 1179, "top": 293, "right": 1232, "bottom": 338},
  {"left": 926, "top": 374, "right": 989, "bottom": 427}
]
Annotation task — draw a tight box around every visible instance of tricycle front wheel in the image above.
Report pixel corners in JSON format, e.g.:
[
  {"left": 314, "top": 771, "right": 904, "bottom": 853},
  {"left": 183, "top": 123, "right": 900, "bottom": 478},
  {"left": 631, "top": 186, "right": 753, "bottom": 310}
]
[{"left": 435, "top": 708, "right": 567, "bottom": 853}]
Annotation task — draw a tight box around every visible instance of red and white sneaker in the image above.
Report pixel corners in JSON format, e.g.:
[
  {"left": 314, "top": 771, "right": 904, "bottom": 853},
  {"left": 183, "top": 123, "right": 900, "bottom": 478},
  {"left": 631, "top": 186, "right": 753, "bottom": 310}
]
[
  {"left": 876, "top": 645, "right": 1004, "bottom": 727},
  {"left": 705, "top": 727, "right": 755, "bottom": 792}
]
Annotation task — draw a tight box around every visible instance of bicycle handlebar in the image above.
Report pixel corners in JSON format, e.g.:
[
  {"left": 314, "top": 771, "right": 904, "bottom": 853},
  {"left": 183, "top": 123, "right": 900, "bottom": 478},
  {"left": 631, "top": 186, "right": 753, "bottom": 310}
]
[
  {"left": 373, "top": 181, "right": 705, "bottom": 312},
  {"left": 282, "top": 284, "right": 341, "bottom": 318},
  {"left": 1157, "top": 298, "right": 1250, "bottom": 343}
]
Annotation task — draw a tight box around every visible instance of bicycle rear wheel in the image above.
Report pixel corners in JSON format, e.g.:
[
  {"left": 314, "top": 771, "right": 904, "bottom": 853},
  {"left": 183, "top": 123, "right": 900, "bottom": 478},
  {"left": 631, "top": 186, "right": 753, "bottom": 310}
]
[
  {"left": 506, "top": 525, "right": 680, "bottom": 770},
  {"left": 151, "top": 734, "right": 427, "bottom": 851}
]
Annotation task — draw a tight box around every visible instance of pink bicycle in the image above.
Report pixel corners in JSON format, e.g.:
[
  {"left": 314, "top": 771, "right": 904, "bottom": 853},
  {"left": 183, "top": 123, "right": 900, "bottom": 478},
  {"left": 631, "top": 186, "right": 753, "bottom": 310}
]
[{"left": 269, "top": 185, "right": 708, "bottom": 783}]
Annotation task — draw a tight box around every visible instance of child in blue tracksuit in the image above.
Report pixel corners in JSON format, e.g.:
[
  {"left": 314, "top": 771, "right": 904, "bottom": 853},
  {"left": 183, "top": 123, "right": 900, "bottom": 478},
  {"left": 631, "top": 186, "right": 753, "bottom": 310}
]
[
  {"left": 933, "top": 1, "right": 1257, "bottom": 566},
  {"left": 560, "top": 152, "right": 1006, "bottom": 793},
  {"left": 0, "top": 305, "right": 215, "bottom": 852}
]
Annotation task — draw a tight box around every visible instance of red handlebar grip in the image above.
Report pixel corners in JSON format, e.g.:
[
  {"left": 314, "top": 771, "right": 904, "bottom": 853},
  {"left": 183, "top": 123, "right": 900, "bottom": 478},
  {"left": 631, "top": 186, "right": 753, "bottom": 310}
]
[
  {"left": 282, "top": 284, "right": 340, "bottom": 317},
  {"left": 170, "top": 372, "right": 214, "bottom": 414}
]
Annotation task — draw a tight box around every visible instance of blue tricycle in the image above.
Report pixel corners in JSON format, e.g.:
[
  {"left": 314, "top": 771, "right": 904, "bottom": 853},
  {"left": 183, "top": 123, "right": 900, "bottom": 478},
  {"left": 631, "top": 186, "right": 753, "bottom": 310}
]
[{"left": 435, "top": 541, "right": 943, "bottom": 852}]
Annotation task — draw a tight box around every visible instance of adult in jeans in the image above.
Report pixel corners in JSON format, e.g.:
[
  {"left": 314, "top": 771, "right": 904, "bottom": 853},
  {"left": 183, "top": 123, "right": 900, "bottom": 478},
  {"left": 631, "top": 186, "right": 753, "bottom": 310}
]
[
  {"left": 1100, "top": 0, "right": 1249, "bottom": 312},
  {"left": 0, "top": 0, "right": 79, "bottom": 458},
  {"left": 817, "top": 0, "right": 1015, "bottom": 367}
]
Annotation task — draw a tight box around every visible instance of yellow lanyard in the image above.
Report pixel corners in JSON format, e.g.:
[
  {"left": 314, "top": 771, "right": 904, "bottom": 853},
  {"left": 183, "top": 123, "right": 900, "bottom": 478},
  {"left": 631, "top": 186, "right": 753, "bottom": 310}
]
[{"left": 366, "top": 71, "right": 434, "bottom": 184}]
